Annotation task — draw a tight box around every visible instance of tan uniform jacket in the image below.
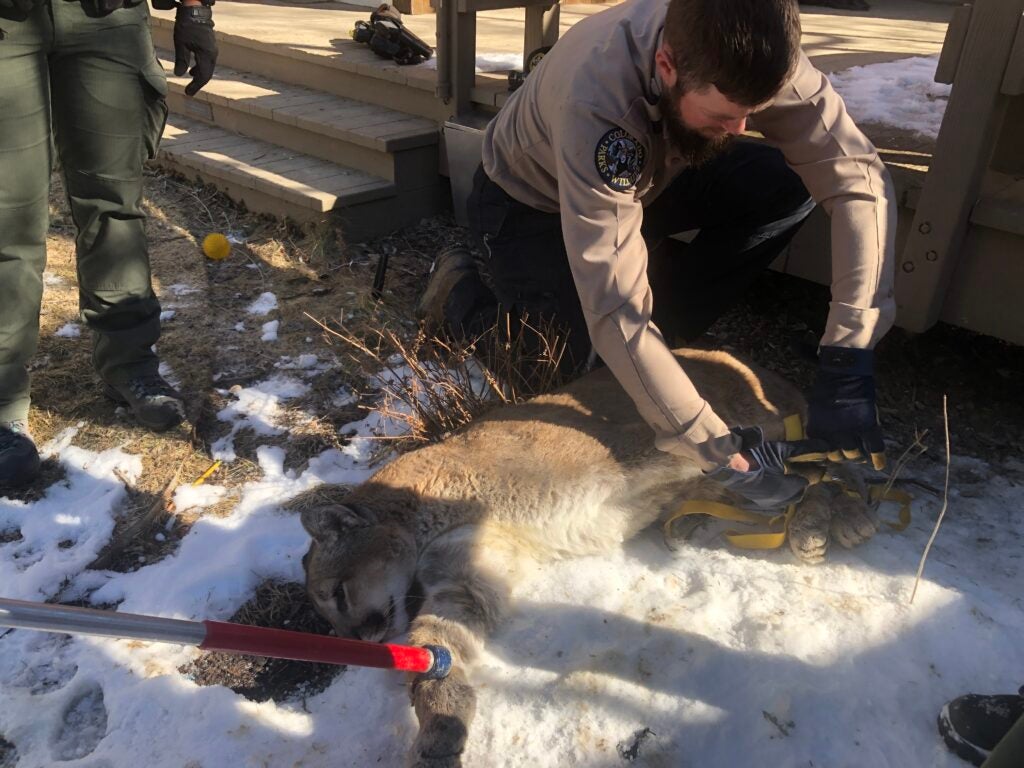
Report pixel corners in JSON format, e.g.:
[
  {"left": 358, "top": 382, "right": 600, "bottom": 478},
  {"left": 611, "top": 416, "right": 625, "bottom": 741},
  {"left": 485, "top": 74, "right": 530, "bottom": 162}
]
[{"left": 482, "top": 0, "right": 897, "bottom": 470}]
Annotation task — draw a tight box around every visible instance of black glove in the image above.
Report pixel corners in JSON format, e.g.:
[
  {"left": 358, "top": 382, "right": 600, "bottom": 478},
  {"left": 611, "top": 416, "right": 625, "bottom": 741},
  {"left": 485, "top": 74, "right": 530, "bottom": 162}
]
[
  {"left": 807, "top": 346, "right": 886, "bottom": 470},
  {"left": 174, "top": 5, "right": 218, "bottom": 97},
  {"left": 707, "top": 426, "right": 829, "bottom": 510},
  {"left": 0, "top": 0, "right": 40, "bottom": 21}
]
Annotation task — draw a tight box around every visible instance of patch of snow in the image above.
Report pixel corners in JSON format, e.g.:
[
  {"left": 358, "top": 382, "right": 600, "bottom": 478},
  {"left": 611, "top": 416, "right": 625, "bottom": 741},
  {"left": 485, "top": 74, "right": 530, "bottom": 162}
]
[
  {"left": 55, "top": 323, "right": 81, "bottom": 339},
  {"left": 164, "top": 283, "right": 200, "bottom": 298},
  {"left": 160, "top": 310, "right": 176, "bottom": 322},
  {"left": 172, "top": 483, "right": 228, "bottom": 511},
  {"left": 247, "top": 292, "right": 278, "bottom": 316},
  {"left": 0, "top": 445, "right": 140, "bottom": 601},
  {"left": 158, "top": 361, "right": 182, "bottom": 390},
  {"left": 829, "top": 55, "right": 950, "bottom": 138},
  {"left": 43, "top": 272, "right": 66, "bottom": 286},
  {"left": 233, "top": 322, "right": 246, "bottom": 332},
  {"left": 261, "top": 320, "right": 279, "bottom": 342},
  {"left": 210, "top": 375, "right": 310, "bottom": 461},
  {"left": 275, "top": 354, "right": 329, "bottom": 377},
  {"left": 333, "top": 388, "right": 357, "bottom": 408},
  {"left": 419, "top": 51, "right": 523, "bottom": 73}
]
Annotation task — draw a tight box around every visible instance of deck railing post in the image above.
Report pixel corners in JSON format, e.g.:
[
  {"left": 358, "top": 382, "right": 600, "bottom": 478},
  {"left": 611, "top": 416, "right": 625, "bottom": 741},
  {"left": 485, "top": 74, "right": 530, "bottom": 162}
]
[{"left": 898, "top": 0, "right": 1024, "bottom": 332}]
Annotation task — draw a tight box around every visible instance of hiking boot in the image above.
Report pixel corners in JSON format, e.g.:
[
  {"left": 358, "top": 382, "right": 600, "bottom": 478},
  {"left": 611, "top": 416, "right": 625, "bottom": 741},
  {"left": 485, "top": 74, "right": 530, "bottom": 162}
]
[
  {"left": 0, "top": 421, "right": 41, "bottom": 488},
  {"left": 416, "top": 247, "right": 489, "bottom": 334},
  {"left": 938, "top": 686, "right": 1024, "bottom": 766},
  {"left": 104, "top": 373, "right": 186, "bottom": 432}
]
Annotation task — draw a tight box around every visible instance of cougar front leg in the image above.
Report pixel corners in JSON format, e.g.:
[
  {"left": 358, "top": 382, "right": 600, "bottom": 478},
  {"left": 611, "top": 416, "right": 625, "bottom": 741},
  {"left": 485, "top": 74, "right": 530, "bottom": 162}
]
[
  {"left": 407, "top": 616, "right": 478, "bottom": 768},
  {"left": 405, "top": 536, "right": 512, "bottom": 768}
]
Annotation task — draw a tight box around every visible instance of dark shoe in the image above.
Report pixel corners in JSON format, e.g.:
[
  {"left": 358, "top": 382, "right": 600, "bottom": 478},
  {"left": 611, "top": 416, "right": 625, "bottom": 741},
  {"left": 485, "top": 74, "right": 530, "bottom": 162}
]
[
  {"left": 416, "top": 247, "right": 488, "bottom": 333},
  {"left": 0, "top": 421, "right": 41, "bottom": 488},
  {"left": 104, "top": 373, "right": 186, "bottom": 432},
  {"left": 938, "top": 687, "right": 1024, "bottom": 766}
]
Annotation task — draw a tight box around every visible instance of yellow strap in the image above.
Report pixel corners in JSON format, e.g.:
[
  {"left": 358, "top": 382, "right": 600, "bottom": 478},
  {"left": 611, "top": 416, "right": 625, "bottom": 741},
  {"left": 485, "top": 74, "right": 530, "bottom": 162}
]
[
  {"left": 783, "top": 413, "right": 805, "bottom": 441},
  {"left": 663, "top": 501, "right": 791, "bottom": 551},
  {"left": 868, "top": 485, "right": 913, "bottom": 531},
  {"left": 662, "top": 415, "right": 912, "bottom": 553}
]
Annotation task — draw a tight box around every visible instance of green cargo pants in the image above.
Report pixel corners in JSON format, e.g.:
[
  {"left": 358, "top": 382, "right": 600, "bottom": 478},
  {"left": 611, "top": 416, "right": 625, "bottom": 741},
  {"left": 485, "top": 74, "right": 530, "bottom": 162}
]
[
  {"left": 0, "top": 0, "right": 167, "bottom": 423},
  {"left": 982, "top": 712, "right": 1024, "bottom": 768}
]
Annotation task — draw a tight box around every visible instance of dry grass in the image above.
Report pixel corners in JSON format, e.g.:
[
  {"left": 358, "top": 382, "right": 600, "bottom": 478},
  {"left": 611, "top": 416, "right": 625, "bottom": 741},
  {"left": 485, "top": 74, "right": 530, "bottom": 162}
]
[{"left": 313, "top": 313, "right": 572, "bottom": 452}]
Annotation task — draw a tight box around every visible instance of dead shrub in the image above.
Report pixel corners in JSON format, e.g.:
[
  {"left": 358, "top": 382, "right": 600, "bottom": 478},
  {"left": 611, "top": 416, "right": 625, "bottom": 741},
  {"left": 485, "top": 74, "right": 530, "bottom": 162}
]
[{"left": 313, "top": 313, "right": 572, "bottom": 450}]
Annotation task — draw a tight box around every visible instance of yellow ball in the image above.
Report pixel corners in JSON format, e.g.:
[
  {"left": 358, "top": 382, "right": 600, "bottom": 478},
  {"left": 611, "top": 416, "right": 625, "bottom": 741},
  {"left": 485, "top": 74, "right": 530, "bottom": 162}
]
[{"left": 202, "top": 233, "right": 231, "bottom": 261}]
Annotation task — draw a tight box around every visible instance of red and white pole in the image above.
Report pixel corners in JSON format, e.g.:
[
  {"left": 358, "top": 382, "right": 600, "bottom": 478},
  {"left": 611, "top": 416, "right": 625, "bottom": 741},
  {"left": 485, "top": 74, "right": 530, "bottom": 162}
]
[{"left": 0, "top": 597, "right": 451, "bottom": 679}]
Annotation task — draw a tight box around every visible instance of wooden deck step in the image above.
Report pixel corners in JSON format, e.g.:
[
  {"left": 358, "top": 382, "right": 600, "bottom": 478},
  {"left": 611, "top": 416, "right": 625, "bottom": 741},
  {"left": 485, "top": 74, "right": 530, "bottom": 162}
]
[
  {"left": 157, "top": 52, "right": 438, "bottom": 153},
  {"left": 149, "top": 16, "right": 507, "bottom": 121},
  {"left": 157, "top": 115, "right": 395, "bottom": 222},
  {"left": 156, "top": 52, "right": 439, "bottom": 186}
]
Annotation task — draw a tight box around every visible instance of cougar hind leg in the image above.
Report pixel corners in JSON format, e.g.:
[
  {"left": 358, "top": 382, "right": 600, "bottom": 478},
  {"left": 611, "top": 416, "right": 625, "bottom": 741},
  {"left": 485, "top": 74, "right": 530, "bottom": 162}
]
[
  {"left": 788, "top": 483, "right": 832, "bottom": 564},
  {"left": 822, "top": 463, "right": 879, "bottom": 550},
  {"left": 829, "top": 489, "right": 879, "bottom": 550}
]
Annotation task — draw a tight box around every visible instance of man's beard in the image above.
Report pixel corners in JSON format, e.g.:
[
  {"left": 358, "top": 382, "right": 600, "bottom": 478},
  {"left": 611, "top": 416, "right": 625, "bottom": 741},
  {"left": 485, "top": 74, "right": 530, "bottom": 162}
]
[{"left": 659, "top": 85, "right": 734, "bottom": 168}]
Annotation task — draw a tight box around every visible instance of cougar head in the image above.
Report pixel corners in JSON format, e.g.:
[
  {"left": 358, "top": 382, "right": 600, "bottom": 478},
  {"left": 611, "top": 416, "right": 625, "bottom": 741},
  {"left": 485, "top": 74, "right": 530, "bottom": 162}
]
[{"left": 300, "top": 503, "right": 418, "bottom": 642}]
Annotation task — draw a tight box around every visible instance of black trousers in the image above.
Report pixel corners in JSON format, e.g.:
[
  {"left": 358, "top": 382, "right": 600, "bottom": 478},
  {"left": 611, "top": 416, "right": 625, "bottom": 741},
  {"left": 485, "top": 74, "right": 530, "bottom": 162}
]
[{"left": 465, "top": 140, "right": 816, "bottom": 371}]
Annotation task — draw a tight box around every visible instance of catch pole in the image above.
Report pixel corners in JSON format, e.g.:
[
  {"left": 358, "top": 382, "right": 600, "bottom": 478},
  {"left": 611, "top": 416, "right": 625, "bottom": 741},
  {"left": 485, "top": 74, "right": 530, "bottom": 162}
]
[{"left": 0, "top": 597, "right": 451, "bottom": 679}]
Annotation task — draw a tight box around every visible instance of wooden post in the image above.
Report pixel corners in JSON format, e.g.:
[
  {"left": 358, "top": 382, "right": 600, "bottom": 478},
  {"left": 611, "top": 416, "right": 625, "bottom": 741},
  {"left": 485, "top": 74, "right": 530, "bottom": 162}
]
[
  {"left": 898, "top": 0, "right": 1024, "bottom": 332},
  {"left": 440, "top": 0, "right": 477, "bottom": 118},
  {"left": 524, "top": 3, "right": 560, "bottom": 61}
]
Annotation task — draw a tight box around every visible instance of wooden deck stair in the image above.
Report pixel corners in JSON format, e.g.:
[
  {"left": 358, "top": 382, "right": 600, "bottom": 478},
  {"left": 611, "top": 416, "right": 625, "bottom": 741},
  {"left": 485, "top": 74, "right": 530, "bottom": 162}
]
[
  {"left": 151, "top": 32, "right": 446, "bottom": 237},
  {"left": 160, "top": 115, "right": 398, "bottom": 219}
]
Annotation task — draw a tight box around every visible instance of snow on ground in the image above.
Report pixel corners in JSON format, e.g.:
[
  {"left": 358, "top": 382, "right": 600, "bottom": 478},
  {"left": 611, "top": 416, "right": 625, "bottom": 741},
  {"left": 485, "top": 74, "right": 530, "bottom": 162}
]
[
  {"left": 54, "top": 324, "right": 81, "bottom": 339},
  {"left": 829, "top": 55, "right": 950, "bottom": 138},
  {"left": 210, "top": 375, "right": 311, "bottom": 461},
  {"left": 2, "top": 359, "right": 1022, "bottom": 767},
  {"left": 261, "top": 320, "right": 280, "bottom": 342},
  {"left": 247, "top": 292, "right": 278, "bottom": 316},
  {"left": 419, "top": 52, "right": 523, "bottom": 73}
]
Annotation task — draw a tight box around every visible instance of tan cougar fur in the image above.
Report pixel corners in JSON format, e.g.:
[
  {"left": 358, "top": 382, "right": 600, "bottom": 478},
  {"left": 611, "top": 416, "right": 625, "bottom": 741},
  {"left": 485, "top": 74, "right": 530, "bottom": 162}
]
[{"left": 300, "top": 349, "right": 876, "bottom": 767}]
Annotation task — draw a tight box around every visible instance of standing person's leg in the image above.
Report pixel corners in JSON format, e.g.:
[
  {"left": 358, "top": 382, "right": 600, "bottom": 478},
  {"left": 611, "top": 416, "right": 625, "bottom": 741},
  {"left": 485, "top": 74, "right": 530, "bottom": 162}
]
[
  {"left": 641, "top": 140, "right": 815, "bottom": 344},
  {"left": 0, "top": 1, "right": 53, "bottom": 484},
  {"left": 49, "top": 1, "right": 182, "bottom": 430},
  {"left": 982, "top": 712, "right": 1024, "bottom": 768}
]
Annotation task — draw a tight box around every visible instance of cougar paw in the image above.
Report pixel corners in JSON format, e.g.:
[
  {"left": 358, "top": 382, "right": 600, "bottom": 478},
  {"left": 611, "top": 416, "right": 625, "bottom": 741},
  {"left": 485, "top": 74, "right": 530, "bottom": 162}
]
[
  {"left": 788, "top": 495, "right": 831, "bottom": 565},
  {"left": 409, "top": 714, "right": 468, "bottom": 768},
  {"left": 662, "top": 513, "right": 710, "bottom": 552},
  {"left": 829, "top": 493, "right": 878, "bottom": 549}
]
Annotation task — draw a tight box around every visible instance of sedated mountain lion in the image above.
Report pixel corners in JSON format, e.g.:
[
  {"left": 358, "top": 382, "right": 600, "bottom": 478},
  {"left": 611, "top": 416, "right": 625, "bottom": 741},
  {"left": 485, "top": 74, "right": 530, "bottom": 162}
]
[{"left": 300, "top": 348, "right": 877, "bottom": 767}]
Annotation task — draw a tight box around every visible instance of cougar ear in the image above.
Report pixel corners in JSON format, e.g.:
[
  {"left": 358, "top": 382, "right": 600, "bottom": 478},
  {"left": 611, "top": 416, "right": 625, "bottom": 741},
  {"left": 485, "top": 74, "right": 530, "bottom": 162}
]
[{"left": 300, "top": 504, "right": 375, "bottom": 541}]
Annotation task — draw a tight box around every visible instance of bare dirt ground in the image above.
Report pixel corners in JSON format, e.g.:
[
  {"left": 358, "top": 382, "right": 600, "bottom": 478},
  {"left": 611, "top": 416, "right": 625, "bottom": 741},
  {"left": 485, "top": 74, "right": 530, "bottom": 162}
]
[{"left": 5, "top": 163, "right": 1022, "bottom": 705}]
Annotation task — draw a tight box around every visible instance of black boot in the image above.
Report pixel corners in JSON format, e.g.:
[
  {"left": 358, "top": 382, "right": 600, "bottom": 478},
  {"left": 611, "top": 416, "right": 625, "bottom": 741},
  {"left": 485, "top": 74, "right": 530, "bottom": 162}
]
[
  {"left": 0, "top": 421, "right": 41, "bottom": 488},
  {"left": 104, "top": 373, "right": 186, "bottom": 432},
  {"left": 938, "top": 686, "right": 1024, "bottom": 766},
  {"left": 415, "top": 248, "right": 490, "bottom": 335}
]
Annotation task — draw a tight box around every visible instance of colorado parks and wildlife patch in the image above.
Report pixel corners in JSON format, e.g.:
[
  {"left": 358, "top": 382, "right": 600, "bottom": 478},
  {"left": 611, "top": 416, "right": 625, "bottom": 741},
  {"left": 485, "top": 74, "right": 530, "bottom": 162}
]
[{"left": 594, "top": 127, "right": 646, "bottom": 191}]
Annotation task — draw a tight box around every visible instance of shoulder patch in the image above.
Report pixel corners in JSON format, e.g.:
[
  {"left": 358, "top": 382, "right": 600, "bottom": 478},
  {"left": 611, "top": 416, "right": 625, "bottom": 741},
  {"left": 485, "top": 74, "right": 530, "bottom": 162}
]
[{"left": 594, "top": 128, "right": 646, "bottom": 192}]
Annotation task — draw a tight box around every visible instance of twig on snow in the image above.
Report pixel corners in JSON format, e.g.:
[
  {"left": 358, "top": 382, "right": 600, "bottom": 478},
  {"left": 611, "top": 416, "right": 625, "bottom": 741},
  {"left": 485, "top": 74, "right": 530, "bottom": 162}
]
[{"left": 910, "top": 395, "right": 951, "bottom": 604}]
